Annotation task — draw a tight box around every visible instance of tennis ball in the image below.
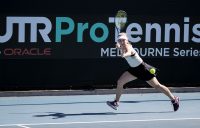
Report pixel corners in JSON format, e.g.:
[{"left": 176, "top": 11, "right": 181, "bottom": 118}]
[{"left": 149, "top": 68, "right": 156, "bottom": 74}]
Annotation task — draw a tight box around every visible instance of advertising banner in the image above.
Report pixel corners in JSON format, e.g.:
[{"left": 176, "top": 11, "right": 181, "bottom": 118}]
[{"left": 0, "top": 15, "right": 200, "bottom": 59}]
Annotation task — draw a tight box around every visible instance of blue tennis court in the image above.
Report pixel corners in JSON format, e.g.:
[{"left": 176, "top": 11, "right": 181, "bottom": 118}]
[{"left": 0, "top": 92, "right": 200, "bottom": 128}]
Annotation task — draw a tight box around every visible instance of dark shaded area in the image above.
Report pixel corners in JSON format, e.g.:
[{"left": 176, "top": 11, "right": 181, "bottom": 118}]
[
  {"left": 0, "top": 0, "right": 200, "bottom": 90},
  {"left": 33, "top": 111, "right": 172, "bottom": 119},
  {"left": 0, "top": 0, "right": 199, "bottom": 16},
  {"left": 0, "top": 58, "right": 200, "bottom": 90}
]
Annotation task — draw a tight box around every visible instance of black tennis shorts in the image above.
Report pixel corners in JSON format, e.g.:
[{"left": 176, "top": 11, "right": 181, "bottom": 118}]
[{"left": 127, "top": 62, "right": 156, "bottom": 81}]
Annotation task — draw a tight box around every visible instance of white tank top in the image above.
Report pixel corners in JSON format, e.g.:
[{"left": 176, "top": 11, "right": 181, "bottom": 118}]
[{"left": 124, "top": 48, "right": 143, "bottom": 67}]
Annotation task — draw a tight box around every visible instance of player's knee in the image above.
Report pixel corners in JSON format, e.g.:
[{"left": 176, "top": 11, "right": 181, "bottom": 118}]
[{"left": 154, "top": 83, "right": 162, "bottom": 89}]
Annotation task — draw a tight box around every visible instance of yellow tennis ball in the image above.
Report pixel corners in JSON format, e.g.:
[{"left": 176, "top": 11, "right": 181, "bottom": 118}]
[{"left": 150, "top": 68, "right": 156, "bottom": 74}]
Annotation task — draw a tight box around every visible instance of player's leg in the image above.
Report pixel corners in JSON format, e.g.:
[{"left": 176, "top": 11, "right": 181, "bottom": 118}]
[
  {"left": 146, "top": 77, "right": 180, "bottom": 111},
  {"left": 146, "top": 77, "right": 174, "bottom": 100},
  {"left": 115, "top": 71, "right": 137, "bottom": 102},
  {"left": 107, "top": 71, "right": 137, "bottom": 110}
]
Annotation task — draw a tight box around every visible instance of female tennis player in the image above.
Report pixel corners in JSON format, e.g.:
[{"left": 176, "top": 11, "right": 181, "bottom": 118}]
[{"left": 107, "top": 32, "right": 180, "bottom": 111}]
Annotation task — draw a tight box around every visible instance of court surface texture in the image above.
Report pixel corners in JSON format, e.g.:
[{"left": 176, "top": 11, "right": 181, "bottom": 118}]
[{"left": 0, "top": 92, "right": 199, "bottom": 128}]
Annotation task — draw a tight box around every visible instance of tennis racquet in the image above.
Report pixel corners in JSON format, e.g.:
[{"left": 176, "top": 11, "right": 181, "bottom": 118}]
[{"left": 115, "top": 10, "right": 127, "bottom": 34}]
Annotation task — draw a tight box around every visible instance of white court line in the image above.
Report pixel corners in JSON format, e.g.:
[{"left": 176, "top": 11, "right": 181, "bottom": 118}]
[
  {"left": 0, "top": 118, "right": 200, "bottom": 127},
  {"left": 17, "top": 125, "right": 30, "bottom": 128}
]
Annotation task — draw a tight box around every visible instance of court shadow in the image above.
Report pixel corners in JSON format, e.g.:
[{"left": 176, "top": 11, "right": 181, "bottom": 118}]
[
  {"left": 33, "top": 111, "right": 172, "bottom": 119},
  {"left": 2, "top": 98, "right": 200, "bottom": 106},
  {"left": 121, "top": 100, "right": 168, "bottom": 103}
]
